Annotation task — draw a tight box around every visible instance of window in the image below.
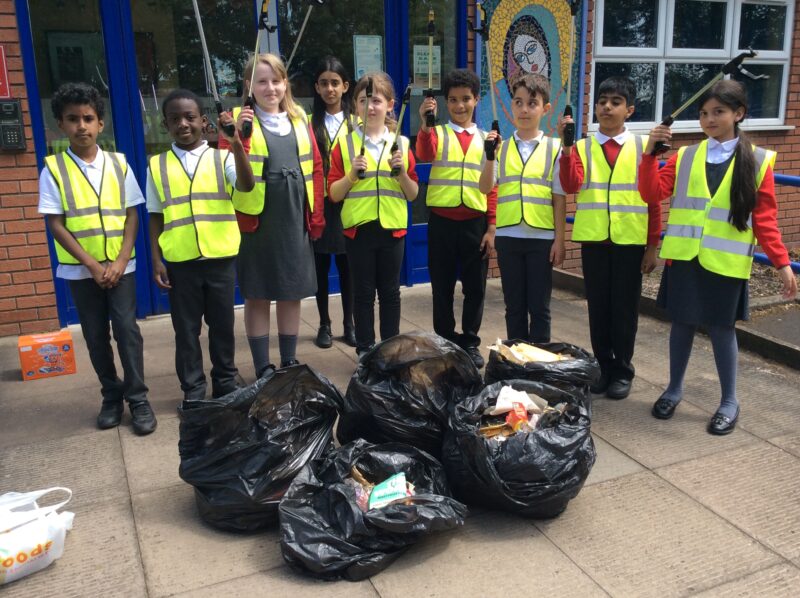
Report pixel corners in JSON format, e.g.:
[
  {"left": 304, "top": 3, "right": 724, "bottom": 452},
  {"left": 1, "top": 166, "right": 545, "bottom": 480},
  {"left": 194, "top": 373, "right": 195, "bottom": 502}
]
[{"left": 593, "top": 0, "right": 793, "bottom": 129}]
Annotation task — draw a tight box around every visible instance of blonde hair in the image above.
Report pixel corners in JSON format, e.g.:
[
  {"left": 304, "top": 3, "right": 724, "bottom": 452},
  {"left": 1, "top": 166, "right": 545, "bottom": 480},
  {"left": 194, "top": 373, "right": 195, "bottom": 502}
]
[
  {"left": 352, "top": 72, "right": 397, "bottom": 132},
  {"left": 242, "top": 53, "right": 303, "bottom": 120}
]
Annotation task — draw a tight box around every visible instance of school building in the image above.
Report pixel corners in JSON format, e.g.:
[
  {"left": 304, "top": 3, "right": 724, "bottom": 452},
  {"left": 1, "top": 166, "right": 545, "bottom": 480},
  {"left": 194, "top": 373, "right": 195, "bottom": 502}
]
[{"left": 0, "top": 0, "right": 797, "bottom": 336}]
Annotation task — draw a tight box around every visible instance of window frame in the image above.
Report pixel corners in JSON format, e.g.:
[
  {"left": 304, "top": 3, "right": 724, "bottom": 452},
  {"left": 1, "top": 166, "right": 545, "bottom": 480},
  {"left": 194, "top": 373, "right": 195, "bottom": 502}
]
[{"left": 592, "top": 0, "right": 794, "bottom": 131}]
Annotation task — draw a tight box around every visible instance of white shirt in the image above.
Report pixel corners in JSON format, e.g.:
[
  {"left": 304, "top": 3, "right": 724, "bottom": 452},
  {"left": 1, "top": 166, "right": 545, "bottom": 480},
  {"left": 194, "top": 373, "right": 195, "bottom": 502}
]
[
  {"left": 355, "top": 126, "right": 396, "bottom": 163},
  {"left": 706, "top": 136, "right": 739, "bottom": 164},
  {"left": 324, "top": 111, "right": 345, "bottom": 140},
  {"left": 594, "top": 127, "right": 631, "bottom": 147},
  {"left": 145, "top": 141, "right": 238, "bottom": 213},
  {"left": 495, "top": 131, "right": 564, "bottom": 241},
  {"left": 447, "top": 120, "right": 478, "bottom": 135},
  {"left": 38, "top": 147, "right": 145, "bottom": 280},
  {"left": 255, "top": 106, "right": 292, "bottom": 136}
]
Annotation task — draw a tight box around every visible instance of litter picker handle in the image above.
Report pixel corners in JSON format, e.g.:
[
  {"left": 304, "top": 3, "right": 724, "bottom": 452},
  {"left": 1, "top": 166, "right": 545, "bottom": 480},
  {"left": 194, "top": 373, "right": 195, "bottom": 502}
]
[
  {"left": 357, "top": 78, "right": 374, "bottom": 180},
  {"left": 425, "top": 9, "right": 436, "bottom": 128},
  {"left": 390, "top": 86, "right": 412, "bottom": 177},
  {"left": 241, "top": 96, "right": 254, "bottom": 139},
  {"left": 563, "top": 105, "right": 575, "bottom": 148},
  {"left": 651, "top": 115, "right": 675, "bottom": 156},
  {"left": 485, "top": 120, "right": 499, "bottom": 160},
  {"left": 216, "top": 101, "right": 236, "bottom": 138}
]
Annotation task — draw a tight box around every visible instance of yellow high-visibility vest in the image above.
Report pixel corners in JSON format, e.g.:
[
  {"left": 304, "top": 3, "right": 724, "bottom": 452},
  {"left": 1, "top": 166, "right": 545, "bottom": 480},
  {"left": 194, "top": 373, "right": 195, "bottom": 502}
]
[
  {"left": 231, "top": 108, "right": 314, "bottom": 215},
  {"left": 426, "top": 125, "right": 487, "bottom": 212},
  {"left": 339, "top": 129, "right": 409, "bottom": 230},
  {"left": 496, "top": 136, "right": 560, "bottom": 229},
  {"left": 572, "top": 135, "right": 649, "bottom": 245},
  {"left": 660, "top": 140, "right": 775, "bottom": 279},
  {"left": 149, "top": 147, "right": 240, "bottom": 262},
  {"left": 44, "top": 151, "right": 132, "bottom": 265}
]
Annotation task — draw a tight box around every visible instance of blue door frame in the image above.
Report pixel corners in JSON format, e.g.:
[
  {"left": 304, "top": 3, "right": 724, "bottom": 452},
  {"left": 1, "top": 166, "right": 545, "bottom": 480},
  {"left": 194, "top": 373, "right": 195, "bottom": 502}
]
[{"left": 17, "top": 0, "right": 467, "bottom": 326}]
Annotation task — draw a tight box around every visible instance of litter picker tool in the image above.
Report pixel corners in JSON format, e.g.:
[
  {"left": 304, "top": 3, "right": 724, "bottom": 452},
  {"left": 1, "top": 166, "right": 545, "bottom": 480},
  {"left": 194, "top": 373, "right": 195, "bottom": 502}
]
[
  {"left": 390, "top": 85, "right": 412, "bottom": 177},
  {"left": 424, "top": 9, "right": 436, "bottom": 128},
  {"left": 562, "top": 1, "right": 580, "bottom": 147},
  {"left": 286, "top": 1, "right": 326, "bottom": 71},
  {"left": 191, "top": 0, "right": 235, "bottom": 138},
  {"left": 357, "top": 77, "right": 373, "bottom": 180},
  {"left": 651, "top": 49, "right": 766, "bottom": 155},
  {"left": 241, "top": 0, "right": 277, "bottom": 140},
  {"left": 469, "top": 2, "right": 500, "bottom": 158}
]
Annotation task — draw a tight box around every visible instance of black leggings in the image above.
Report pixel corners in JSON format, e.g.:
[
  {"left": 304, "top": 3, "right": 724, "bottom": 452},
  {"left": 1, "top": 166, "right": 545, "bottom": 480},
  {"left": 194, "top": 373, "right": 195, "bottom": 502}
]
[{"left": 314, "top": 252, "right": 354, "bottom": 330}]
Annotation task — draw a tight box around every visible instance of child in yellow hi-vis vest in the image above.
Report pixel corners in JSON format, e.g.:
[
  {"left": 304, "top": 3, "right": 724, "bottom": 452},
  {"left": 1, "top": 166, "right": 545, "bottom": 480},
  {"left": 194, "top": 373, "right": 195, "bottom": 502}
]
[
  {"left": 641, "top": 80, "right": 797, "bottom": 435},
  {"left": 37, "top": 83, "right": 155, "bottom": 435},
  {"left": 479, "top": 73, "right": 566, "bottom": 345},
  {"left": 146, "top": 89, "right": 254, "bottom": 401}
]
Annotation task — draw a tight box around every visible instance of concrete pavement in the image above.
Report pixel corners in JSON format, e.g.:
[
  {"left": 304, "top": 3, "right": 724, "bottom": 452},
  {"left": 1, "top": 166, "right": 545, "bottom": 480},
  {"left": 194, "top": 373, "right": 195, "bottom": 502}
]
[{"left": 2, "top": 280, "right": 799, "bottom": 597}]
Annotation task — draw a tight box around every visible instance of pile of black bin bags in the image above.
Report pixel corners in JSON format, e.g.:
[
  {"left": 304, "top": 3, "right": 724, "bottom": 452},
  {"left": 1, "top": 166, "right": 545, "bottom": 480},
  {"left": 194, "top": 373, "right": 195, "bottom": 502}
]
[
  {"left": 177, "top": 365, "right": 341, "bottom": 532},
  {"left": 177, "top": 332, "right": 600, "bottom": 580}
]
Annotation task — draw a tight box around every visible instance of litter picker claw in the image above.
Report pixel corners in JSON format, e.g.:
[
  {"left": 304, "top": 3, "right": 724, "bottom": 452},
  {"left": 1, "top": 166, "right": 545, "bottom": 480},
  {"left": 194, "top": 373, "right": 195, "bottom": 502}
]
[
  {"left": 651, "top": 49, "right": 767, "bottom": 155},
  {"left": 469, "top": 2, "right": 500, "bottom": 158},
  {"left": 241, "top": 0, "right": 277, "bottom": 140},
  {"left": 190, "top": 0, "right": 235, "bottom": 138}
]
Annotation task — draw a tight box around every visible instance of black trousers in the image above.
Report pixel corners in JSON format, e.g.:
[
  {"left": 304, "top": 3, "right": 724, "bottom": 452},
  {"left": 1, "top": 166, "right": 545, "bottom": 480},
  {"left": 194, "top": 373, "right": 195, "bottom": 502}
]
[
  {"left": 314, "top": 252, "right": 354, "bottom": 332},
  {"left": 68, "top": 272, "right": 148, "bottom": 406},
  {"left": 581, "top": 243, "right": 645, "bottom": 382},
  {"left": 427, "top": 212, "right": 488, "bottom": 348},
  {"left": 495, "top": 236, "right": 553, "bottom": 343},
  {"left": 345, "top": 221, "right": 404, "bottom": 351},
  {"left": 166, "top": 257, "right": 238, "bottom": 400}
]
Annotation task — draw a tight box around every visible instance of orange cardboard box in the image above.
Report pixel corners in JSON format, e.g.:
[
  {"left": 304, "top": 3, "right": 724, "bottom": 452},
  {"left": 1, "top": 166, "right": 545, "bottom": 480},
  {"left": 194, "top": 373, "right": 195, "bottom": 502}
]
[{"left": 18, "top": 330, "right": 77, "bottom": 381}]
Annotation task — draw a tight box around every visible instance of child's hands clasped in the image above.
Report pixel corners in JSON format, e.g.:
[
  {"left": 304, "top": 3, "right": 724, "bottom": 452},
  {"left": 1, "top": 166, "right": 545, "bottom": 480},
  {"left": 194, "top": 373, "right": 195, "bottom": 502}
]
[
  {"left": 777, "top": 265, "right": 798, "bottom": 299},
  {"left": 644, "top": 124, "right": 672, "bottom": 155}
]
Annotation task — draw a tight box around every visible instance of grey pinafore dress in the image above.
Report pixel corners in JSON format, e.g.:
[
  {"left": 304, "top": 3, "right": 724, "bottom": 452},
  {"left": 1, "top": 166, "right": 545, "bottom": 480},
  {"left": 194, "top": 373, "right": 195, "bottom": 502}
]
[{"left": 237, "top": 125, "right": 317, "bottom": 301}]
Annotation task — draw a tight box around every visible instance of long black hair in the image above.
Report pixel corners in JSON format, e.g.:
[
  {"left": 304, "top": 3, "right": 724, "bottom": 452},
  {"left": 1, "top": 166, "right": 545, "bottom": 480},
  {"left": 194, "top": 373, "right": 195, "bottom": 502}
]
[
  {"left": 698, "top": 80, "right": 755, "bottom": 232},
  {"left": 311, "top": 56, "right": 353, "bottom": 173}
]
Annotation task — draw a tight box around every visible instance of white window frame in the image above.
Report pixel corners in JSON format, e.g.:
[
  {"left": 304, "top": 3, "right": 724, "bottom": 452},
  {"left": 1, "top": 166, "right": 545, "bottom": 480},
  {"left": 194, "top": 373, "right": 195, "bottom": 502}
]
[{"left": 592, "top": 0, "right": 794, "bottom": 131}]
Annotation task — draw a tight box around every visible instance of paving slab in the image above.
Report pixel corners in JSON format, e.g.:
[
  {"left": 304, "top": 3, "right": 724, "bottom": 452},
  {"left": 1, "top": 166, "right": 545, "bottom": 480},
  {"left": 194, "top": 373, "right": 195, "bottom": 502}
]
[
  {"left": 690, "top": 562, "right": 800, "bottom": 598},
  {"left": 173, "top": 567, "right": 380, "bottom": 598},
  {"left": 770, "top": 433, "right": 800, "bottom": 459},
  {"left": 658, "top": 441, "right": 800, "bottom": 564},
  {"left": 1, "top": 498, "right": 146, "bottom": 598},
  {"left": 120, "top": 414, "right": 181, "bottom": 497},
  {"left": 584, "top": 434, "right": 644, "bottom": 486},
  {"left": 535, "top": 472, "right": 781, "bottom": 597},
  {"left": 590, "top": 378, "right": 760, "bottom": 469},
  {"left": 0, "top": 431, "right": 128, "bottom": 510},
  {"left": 131, "top": 484, "right": 282, "bottom": 598},
  {"left": 370, "top": 510, "right": 607, "bottom": 598}
]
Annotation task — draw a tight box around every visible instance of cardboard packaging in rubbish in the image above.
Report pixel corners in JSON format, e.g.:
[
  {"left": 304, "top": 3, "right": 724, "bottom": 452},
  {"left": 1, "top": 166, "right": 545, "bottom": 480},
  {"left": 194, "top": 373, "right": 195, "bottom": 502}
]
[{"left": 18, "top": 330, "right": 76, "bottom": 381}]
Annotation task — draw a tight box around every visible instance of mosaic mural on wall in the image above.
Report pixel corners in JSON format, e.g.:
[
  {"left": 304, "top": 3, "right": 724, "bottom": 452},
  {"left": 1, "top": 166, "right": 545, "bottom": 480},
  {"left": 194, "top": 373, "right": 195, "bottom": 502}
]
[{"left": 477, "top": 0, "right": 581, "bottom": 138}]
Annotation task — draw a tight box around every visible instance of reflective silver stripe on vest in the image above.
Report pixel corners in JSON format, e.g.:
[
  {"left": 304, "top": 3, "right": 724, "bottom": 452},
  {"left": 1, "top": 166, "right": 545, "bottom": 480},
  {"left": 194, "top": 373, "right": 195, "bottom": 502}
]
[
  {"left": 581, "top": 136, "right": 642, "bottom": 190},
  {"left": 213, "top": 149, "right": 226, "bottom": 194},
  {"left": 498, "top": 195, "right": 551, "bottom": 206},
  {"left": 298, "top": 151, "right": 312, "bottom": 162},
  {"left": 665, "top": 223, "right": 703, "bottom": 239},
  {"left": 575, "top": 201, "right": 608, "bottom": 211},
  {"left": 584, "top": 182, "right": 639, "bottom": 191},
  {"left": 434, "top": 128, "right": 485, "bottom": 170},
  {"left": 163, "top": 213, "right": 237, "bottom": 231},
  {"left": 427, "top": 179, "right": 482, "bottom": 189},
  {"left": 672, "top": 196, "right": 708, "bottom": 210},
  {"left": 707, "top": 207, "right": 730, "bottom": 222},
  {"left": 609, "top": 204, "right": 648, "bottom": 214},
  {"left": 346, "top": 134, "right": 356, "bottom": 160},
  {"left": 673, "top": 144, "right": 700, "bottom": 203},
  {"left": 54, "top": 153, "right": 83, "bottom": 217},
  {"left": 248, "top": 155, "right": 266, "bottom": 165},
  {"left": 581, "top": 138, "right": 592, "bottom": 189},
  {"left": 346, "top": 190, "right": 377, "bottom": 199},
  {"left": 71, "top": 228, "right": 123, "bottom": 239},
  {"left": 378, "top": 189, "right": 406, "bottom": 200},
  {"left": 701, "top": 235, "right": 755, "bottom": 257},
  {"left": 160, "top": 150, "right": 228, "bottom": 209},
  {"left": 441, "top": 128, "right": 450, "bottom": 162},
  {"left": 108, "top": 153, "right": 127, "bottom": 206}
]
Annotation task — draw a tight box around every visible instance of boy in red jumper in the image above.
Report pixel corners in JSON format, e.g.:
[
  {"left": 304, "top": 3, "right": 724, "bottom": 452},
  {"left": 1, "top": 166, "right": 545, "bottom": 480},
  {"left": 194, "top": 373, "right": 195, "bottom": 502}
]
[
  {"left": 558, "top": 76, "right": 660, "bottom": 399},
  {"left": 417, "top": 69, "right": 498, "bottom": 368}
]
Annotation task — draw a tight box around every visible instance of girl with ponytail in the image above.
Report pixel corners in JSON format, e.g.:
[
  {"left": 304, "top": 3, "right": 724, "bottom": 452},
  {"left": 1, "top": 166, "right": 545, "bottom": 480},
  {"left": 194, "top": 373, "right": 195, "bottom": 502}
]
[{"left": 640, "top": 79, "right": 797, "bottom": 435}]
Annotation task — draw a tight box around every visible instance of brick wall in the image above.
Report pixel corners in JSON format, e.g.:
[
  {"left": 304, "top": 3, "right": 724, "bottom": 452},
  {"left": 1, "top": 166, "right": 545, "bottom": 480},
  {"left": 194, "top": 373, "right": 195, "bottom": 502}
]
[{"left": 0, "top": 1, "right": 59, "bottom": 336}]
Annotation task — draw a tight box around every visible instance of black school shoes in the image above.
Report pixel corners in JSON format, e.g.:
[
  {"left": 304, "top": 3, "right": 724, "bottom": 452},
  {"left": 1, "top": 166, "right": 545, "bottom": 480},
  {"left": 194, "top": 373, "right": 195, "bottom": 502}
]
[{"left": 707, "top": 406, "right": 739, "bottom": 436}]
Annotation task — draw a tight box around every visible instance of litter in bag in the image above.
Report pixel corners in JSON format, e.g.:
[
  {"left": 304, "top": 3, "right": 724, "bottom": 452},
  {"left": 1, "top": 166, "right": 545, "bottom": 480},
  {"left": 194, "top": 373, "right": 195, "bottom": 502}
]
[
  {"left": 336, "top": 331, "right": 483, "bottom": 458},
  {"left": 485, "top": 340, "right": 600, "bottom": 405},
  {"left": 442, "top": 379, "right": 595, "bottom": 518},
  {"left": 279, "top": 439, "right": 467, "bottom": 581},
  {"left": 178, "top": 365, "right": 341, "bottom": 532}
]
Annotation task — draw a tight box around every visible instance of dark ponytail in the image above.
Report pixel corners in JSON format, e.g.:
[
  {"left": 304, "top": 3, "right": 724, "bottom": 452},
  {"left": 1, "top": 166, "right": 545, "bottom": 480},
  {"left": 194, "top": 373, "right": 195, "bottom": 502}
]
[
  {"left": 311, "top": 56, "right": 353, "bottom": 175},
  {"left": 699, "top": 80, "right": 755, "bottom": 232}
]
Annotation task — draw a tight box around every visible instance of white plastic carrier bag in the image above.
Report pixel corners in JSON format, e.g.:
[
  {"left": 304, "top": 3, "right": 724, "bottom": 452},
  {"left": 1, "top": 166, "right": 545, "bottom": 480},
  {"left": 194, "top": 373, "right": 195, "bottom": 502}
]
[{"left": 0, "top": 487, "right": 74, "bottom": 585}]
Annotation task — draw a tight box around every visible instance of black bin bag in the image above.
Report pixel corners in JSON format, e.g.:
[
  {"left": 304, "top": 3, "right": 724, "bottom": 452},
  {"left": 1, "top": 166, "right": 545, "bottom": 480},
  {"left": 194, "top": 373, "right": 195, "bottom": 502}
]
[
  {"left": 485, "top": 341, "right": 600, "bottom": 405},
  {"left": 336, "top": 331, "right": 483, "bottom": 458},
  {"left": 279, "top": 439, "right": 468, "bottom": 581},
  {"left": 178, "top": 365, "right": 342, "bottom": 532},
  {"left": 442, "top": 379, "right": 595, "bottom": 518}
]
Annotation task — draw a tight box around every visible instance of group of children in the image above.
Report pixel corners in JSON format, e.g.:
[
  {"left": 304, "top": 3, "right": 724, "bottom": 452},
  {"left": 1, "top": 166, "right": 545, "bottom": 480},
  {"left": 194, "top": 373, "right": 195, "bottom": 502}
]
[{"left": 39, "top": 52, "right": 797, "bottom": 438}]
